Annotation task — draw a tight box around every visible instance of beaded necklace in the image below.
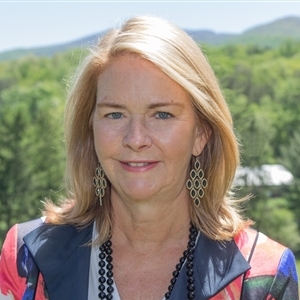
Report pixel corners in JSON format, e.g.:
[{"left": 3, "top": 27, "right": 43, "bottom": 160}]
[{"left": 98, "top": 225, "right": 198, "bottom": 300}]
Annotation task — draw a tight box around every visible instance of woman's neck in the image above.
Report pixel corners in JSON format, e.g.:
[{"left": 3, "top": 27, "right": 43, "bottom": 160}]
[{"left": 110, "top": 189, "right": 191, "bottom": 252}]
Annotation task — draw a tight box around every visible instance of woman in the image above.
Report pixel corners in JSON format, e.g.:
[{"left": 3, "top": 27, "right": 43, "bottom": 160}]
[{"left": 0, "top": 16, "right": 298, "bottom": 300}]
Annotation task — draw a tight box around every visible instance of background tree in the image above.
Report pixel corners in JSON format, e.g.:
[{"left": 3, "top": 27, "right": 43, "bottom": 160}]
[{"left": 1, "top": 43, "right": 300, "bottom": 255}]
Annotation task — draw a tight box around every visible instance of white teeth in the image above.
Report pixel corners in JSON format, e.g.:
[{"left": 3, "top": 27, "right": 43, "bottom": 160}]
[{"left": 127, "top": 162, "right": 149, "bottom": 167}]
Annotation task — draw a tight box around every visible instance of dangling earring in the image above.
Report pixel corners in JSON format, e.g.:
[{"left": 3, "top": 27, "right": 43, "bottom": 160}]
[
  {"left": 186, "top": 157, "right": 207, "bottom": 207},
  {"left": 93, "top": 162, "right": 107, "bottom": 206}
]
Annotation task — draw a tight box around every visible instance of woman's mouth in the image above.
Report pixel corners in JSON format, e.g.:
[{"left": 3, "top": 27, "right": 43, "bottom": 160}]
[
  {"left": 126, "top": 162, "right": 151, "bottom": 167},
  {"left": 120, "top": 161, "right": 158, "bottom": 172}
]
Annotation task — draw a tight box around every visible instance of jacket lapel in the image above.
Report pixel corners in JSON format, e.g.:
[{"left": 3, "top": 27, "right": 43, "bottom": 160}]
[
  {"left": 170, "top": 234, "right": 250, "bottom": 300},
  {"left": 24, "top": 224, "right": 250, "bottom": 300},
  {"left": 24, "top": 223, "right": 93, "bottom": 300}
]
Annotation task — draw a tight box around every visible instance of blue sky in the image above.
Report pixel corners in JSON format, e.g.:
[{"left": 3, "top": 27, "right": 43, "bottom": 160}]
[{"left": 1, "top": 1, "right": 300, "bottom": 52}]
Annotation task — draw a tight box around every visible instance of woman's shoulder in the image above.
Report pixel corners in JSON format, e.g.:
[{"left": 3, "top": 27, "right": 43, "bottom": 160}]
[
  {"left": 234, "top": 227, "right": 297, "bottom": 275},
  {"left": 0, "top": 218, "right": 47, "bottom": 300},
  {"left": 2, "top": 218, "right": 93, "bottom": 256},
  {"left": 1, "top": 217, "right": 45, "bottom": 252},
  {"left": 235, "top": 227, "right": 299, "bottom": 299},
  {"left": 234, "top": 227, "right": 289, "bottom": 263}
]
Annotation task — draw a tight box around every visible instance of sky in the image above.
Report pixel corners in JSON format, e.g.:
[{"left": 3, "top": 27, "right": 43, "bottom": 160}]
[{"left": 1, "top": 1, "right": 300, "bottom": 53}]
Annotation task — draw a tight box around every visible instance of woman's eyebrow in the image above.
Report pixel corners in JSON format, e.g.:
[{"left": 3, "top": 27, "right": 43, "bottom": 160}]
[
  {"left": 96, "top": 102, "right": 184, "bottom": 109},
  {"left": 96, "top": 102, "right": 127, "bottom": 109},
  {"left": 147, "top": 102, "right": 184, "bottom": 109}
]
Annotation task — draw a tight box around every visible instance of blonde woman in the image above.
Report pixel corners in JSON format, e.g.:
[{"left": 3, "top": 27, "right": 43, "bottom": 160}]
[{"left": 0, "top": 16, "right": 298, "bottom": 300}]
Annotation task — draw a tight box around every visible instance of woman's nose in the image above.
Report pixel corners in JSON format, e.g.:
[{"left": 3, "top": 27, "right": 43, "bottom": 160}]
[{"left": 122, "top": 117, "right": 152, "bottom": 151}]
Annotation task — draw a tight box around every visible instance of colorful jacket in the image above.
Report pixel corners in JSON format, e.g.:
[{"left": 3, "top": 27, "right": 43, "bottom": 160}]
[{"left": 0, "top": 218, "right": 298, "bottom": 300}]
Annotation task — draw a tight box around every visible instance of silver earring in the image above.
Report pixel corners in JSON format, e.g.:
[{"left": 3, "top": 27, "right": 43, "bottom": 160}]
[
  {"left": 93, "top": 162, "right": 107, "bottom": 206},
  {"left": 186, "top": 157, "right": 207, "bottom": 207}
]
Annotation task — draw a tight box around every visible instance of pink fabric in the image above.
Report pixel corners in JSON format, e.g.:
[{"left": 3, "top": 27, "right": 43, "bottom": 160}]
[{"left": 0, "top": 224, "right": 46, "bottom": 300}]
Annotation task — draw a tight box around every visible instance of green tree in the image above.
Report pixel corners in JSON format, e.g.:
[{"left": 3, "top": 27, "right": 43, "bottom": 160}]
[{"left": 0, "top": 83, "right": 65, "bottom": 246}]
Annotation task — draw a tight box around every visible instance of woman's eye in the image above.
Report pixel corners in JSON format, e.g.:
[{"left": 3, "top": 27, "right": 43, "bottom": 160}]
[
  {"left": 156, "top": 112, "right": 173, "bottom": 119},
  {"left": 106, "top": 112, "right": 123, "bottom": 119}
]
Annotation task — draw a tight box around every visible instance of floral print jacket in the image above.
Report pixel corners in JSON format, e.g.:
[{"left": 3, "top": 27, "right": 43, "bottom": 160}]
[{"left": 0, "top": 219, "right": 298, "bottom": 300}]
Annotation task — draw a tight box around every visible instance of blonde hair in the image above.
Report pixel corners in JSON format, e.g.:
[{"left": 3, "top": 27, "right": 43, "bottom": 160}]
[{"left": 44, "top": 16, "right": 250, "bottom": 242}]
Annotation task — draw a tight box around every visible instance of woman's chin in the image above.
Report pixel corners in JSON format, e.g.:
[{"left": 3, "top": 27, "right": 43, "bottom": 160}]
[{"left": 114, "top": 183, "right": 160, "bottom": 203}]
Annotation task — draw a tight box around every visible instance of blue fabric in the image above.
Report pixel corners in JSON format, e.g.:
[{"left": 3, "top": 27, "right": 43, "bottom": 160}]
[
  {"left": 24, "top": 224, "right": 249, "bottom": 300},
  {"left": 17, "top": 245, "right": 39, "bottom": 300},
  {"left": 170, "top": 234, "right": 250, "bottom": 299},
  {"left": 24, "top": 223, "right": 93, "bottom": 300}
]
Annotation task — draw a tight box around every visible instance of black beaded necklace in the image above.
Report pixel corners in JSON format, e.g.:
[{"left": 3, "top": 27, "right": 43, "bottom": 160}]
[{"left": 98, "top": 224, "right": 198, "bottom": 300}]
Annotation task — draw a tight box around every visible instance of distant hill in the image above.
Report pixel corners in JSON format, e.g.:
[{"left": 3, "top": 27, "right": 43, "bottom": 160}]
[
  {"left": 0, "top": 32, "right": 105, "bottom": 61},
  {"left": 1, "top": 16, "right": 300, "bottom": 61},
  {"left": 228, "top": 16, "right": 300, "bottom": 47},
  {"left": 244, "top": 16, "right": 300, "bottom": 37}
]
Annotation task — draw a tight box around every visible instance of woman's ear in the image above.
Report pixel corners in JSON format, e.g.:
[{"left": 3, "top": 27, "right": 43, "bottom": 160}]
[{"left": 192, "top": 127, "right": 211, "bottom": 157}]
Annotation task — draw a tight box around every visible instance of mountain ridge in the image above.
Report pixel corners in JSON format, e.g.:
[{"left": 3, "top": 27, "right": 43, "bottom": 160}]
[{"left": 1, "top": 16, "right": 300, "bottom": 61}]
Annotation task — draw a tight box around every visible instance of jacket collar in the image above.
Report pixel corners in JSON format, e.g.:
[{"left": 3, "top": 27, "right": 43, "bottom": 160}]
[
  {"left": 170, "top": 233, "right": 250, "bottom": 299},
  {"left": 24, "top": 223, "right": 93, "bottom": 300},
  {"left": 24, "top": 225, "right": 250, "bottom": 300}
]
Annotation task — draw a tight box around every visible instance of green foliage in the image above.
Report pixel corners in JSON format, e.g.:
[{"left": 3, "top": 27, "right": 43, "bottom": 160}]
[
  {"left": 0, "top": 50, "right": 82, "bottom": 246},
  {"left": 207, "top": 41, "right": 300, "bottom": 252},
  {"left": 247, "top": 197, "right": 300, "bottom": 252},
  {"left": 1, "top": 41, "right": 300, "bottom": 252},
  {"left": 297, "top": 259, "right": 300, "bottom": 276}
]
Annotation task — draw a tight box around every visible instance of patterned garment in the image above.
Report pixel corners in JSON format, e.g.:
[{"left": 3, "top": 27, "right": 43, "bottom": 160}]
[
  {"left": 17, "top": 244, "right": 40, "bottom": 300},
  {"left": 0, "top": 221, "right": 298, "bottom": 300},
  {"left": 211, "top": 229, "right": 299, "bottom": 299},
  {"left": 0, "top": 222, "right": 47, "bottom": 300},
  {"left": 237, "top": 230, "right": 298, "bottom": 299}
]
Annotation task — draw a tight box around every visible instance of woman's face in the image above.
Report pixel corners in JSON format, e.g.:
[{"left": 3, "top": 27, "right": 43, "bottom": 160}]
[{"left": 93, "top": 55, "right": 207, "bottom": 203}]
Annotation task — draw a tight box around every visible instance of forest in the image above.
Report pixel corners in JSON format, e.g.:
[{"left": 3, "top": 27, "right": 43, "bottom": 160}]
[{"left": 0, "top": 41, "right": 300, "bottom": 268}]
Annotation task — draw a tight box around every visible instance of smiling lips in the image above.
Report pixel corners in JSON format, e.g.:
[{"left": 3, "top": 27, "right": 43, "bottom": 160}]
[
  {"left": 121, "top": 161, "right": 158, "bottom": 172},
  {"left": 126, "top": 162, "right": 150, "bottom": 167}
]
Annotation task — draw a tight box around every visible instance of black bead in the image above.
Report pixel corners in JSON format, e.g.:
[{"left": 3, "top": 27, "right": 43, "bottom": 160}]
[
  {"left": 172, "top": 270, "right": 180, "bottom": 278},
  {"left": 188, "top": 240, "right": 196, "bottom": 248},
  {"left": 106, "top": 270, "right": 113, "bottom": 278},
  {"left": 188, "top": 277, "right": 195, "bottom": 284},
  {"left": 189, "top": 233, "right": 196, "bottom": 240},
  {"left": 171, "top": 277, "right": 177, "bottom": 285},
  {"left": 188, "top": 247, "right": 194, "bottom": 254},
  {"left": 106, "top": 247, "right": 113, "bottom": 255},
  {"left": 99, "top": 260, "right": 105, "bottom": 268},
  {"left": 105, "top": 240, "right": 112, "bottom": 247},
  {"left": 190, "top": 226, "right": 197, "bottom": 234},
  {"left": 99, "top": 268, "right": 105, "bottom": 276},
  {"left": 187, "top": 254, "right": 194, "bottom": 261},
  {"left": 97, "top": 225, "right": 199, "bottom": 300}
]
